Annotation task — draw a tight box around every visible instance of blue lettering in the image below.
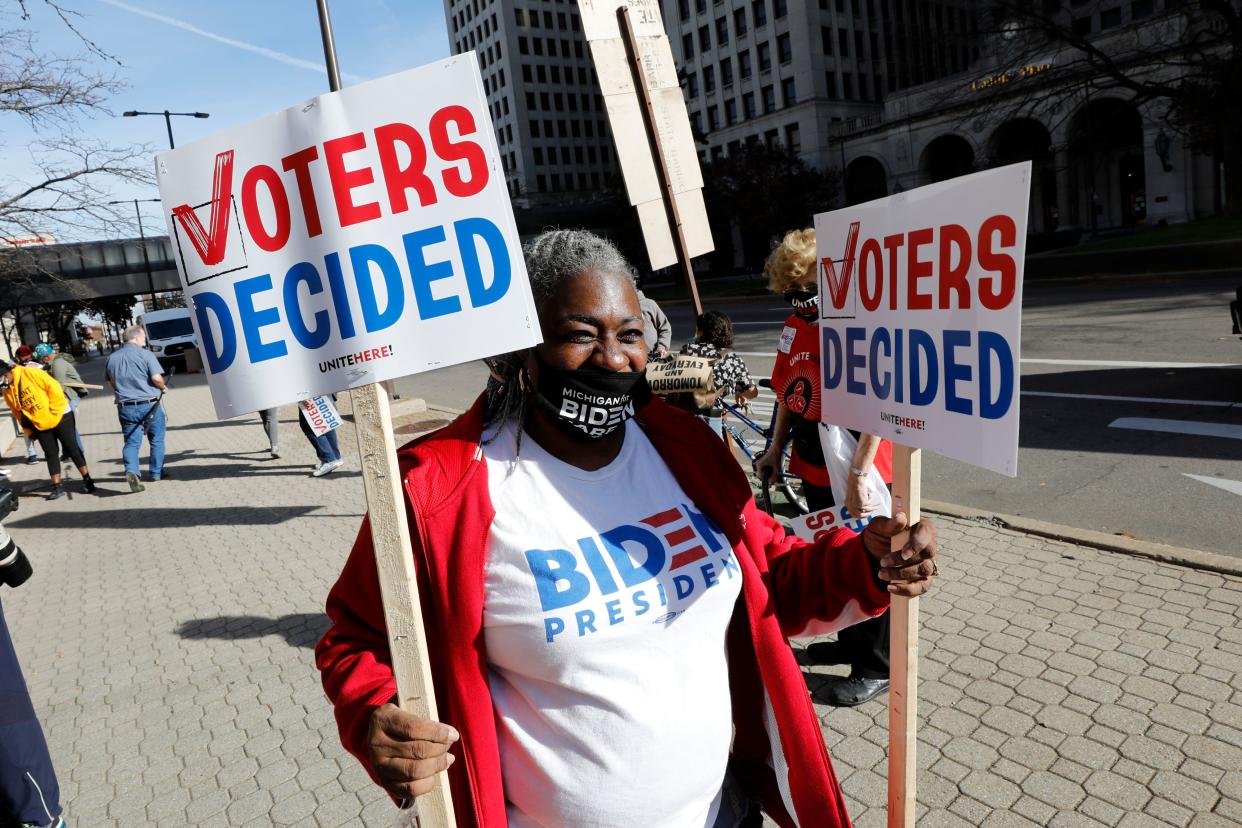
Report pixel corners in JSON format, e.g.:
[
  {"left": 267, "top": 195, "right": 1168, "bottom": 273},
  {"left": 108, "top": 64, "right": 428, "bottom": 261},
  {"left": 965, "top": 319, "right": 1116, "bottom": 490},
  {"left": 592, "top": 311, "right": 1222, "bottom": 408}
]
[
  {"left": 943, "top": 329, "right": 973, "bottom": 415},
  {"left": 283, "top": 262, "right": 330, "bottom": 350},
  {"left": 674, "top": 574, "right": 695, "bottom": 600},
  {"left": 894, "top": 328, "right": 905, "bottom": 403},
  {"left": 979, "top": 331, "right": 1014, "bottom": 420},
  {"left": 632, "top": 590, "right": 650, "bottom": 616},
  {"left": 234, "top": 273, "right": 287, "bottom": 364},
  {"left": 657, "top": 582, "right": 668, "bottom": 606},
  {"left": 600, "top": 524, "right": 665, "bottom": 587},
  {"left": 351, "top": 243, "right": 405, "bottom": 332},
  {"left": 845, "top": 326, "right": 866, "bottom": 396},
  {"left": 455, "top": 217, "right": 511, "bottom": 307},
  {"left": 193, "top": 291, "right": 236, "bottom": 373},
  {"left": 575, "top": 609, "right": 597, "bottom": 636},
  {"left": 701, "top": 562, "right": 719, "bottom": 588},
  {"left": 577, "top": 537, "right": 619, "bottom": 595},
  {"left": 909, "top": 328, "right": 938, "bottom": 407},
  {"left": 524, "top": 548, "right": 590, "bottom": 612},
  {"left": 869, "top": 328, "right": 891, "bottom": 400},
  {"left": 721, "top": 551, "right": 739, "bottom": 578},
  {"left": 323, "top": 252, "right": 357, "bottom": 339},
  {"left": 403, "top": 225, "right": 462, "bottom": 320},
  {"left": 822, "top": 327, "right": 842, "bottom": 390},
  {"left": 605, "top": 599, "right": 624, "bottom": 625},
  {"left": 543, "top": 616, "right": 565, "bottom": 643}
]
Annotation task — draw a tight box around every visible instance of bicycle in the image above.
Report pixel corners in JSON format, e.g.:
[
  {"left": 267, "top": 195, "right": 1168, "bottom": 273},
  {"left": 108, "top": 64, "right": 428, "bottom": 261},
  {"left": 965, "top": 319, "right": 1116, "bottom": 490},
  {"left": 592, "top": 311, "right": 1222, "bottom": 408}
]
[{"left": 718, "top": 378, "right": 809, "bottom": 515}]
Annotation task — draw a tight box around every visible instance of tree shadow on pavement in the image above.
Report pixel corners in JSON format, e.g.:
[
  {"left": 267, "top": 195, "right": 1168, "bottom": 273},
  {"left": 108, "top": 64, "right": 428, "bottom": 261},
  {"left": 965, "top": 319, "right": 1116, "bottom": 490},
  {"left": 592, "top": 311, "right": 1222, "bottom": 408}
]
[
  {"left": 177, "top": 613, "right": 329, "bottom": 649},
  {"left": 7, "top": 505, "right": 325, "bottom": 529}
]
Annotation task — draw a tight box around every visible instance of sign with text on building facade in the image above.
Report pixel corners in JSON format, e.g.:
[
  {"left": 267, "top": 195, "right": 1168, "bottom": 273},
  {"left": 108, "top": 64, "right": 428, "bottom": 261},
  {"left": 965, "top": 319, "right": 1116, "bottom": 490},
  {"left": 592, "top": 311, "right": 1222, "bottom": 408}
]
[
  {"left": 814, "top": 162, "right": 1030, "bottom": 477},
  {"left": 155, "top": 54, "right": 540, "bottom": 419}
]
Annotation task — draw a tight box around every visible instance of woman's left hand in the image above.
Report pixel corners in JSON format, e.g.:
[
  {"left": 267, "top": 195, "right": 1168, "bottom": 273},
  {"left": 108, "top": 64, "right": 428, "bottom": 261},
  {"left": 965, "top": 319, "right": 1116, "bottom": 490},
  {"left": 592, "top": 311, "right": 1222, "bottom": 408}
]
[{"left": 861, "top": 514, "right": 937, "bottom": 597}]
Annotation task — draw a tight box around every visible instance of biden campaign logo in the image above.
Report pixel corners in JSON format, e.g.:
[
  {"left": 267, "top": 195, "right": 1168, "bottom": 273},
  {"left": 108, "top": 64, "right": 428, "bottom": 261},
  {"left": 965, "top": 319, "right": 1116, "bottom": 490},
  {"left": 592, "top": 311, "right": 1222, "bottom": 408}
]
[{"left": 524, "top": 504, "right": 738, "bottom": 644}]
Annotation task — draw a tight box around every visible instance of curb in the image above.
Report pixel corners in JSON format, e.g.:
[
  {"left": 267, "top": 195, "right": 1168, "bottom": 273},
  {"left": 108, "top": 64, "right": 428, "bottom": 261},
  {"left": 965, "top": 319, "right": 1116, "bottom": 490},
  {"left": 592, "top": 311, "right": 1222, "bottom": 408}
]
[{"left": 923, "top": 499, "right": 1242, "bottom": 577}]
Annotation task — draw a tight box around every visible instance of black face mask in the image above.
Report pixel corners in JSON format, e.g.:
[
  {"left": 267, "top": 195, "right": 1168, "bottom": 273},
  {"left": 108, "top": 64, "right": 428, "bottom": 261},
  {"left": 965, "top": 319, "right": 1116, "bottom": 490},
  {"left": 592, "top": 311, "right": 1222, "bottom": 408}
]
[
  {"left": 784, "top": 286, "right": 819, "bottom": 318},
  {"left": 530, "top": 356, "right": 650, "bottom": 441}
]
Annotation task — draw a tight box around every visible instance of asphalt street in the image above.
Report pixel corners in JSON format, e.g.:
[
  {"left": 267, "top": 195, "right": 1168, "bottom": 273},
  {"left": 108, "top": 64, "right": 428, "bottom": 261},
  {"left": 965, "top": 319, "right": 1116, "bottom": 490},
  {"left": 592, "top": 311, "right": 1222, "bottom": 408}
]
[{"left": 393, "top": 272, "right": 1242, "bottom": 557}]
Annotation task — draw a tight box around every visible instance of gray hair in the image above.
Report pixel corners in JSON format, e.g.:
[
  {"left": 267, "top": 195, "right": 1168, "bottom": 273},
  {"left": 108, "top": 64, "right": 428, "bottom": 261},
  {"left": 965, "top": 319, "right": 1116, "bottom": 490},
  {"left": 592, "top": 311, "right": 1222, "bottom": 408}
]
[
  {"left": 122, "top": 325, "right": 145, "bottom": 343},
  {"left": 483, "top": 229, "right": 636, "bottom": 444}
]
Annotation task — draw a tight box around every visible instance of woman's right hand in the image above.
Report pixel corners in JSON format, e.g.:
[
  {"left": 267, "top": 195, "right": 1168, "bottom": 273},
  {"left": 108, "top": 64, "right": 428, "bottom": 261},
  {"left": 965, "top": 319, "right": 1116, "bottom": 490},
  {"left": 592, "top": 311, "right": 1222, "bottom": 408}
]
[
  {"left": 753, "top": 448, "right": 782, "bottom": 486},
  {"left": 367, "top": 703, "right": 459, "bottom": 800}
]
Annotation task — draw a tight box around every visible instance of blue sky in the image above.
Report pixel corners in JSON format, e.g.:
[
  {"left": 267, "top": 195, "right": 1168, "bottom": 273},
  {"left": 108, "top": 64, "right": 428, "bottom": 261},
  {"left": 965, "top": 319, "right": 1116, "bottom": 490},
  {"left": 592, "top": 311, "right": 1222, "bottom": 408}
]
[{"left": 1, "top": 0, "right": 451, "bottom": 240}]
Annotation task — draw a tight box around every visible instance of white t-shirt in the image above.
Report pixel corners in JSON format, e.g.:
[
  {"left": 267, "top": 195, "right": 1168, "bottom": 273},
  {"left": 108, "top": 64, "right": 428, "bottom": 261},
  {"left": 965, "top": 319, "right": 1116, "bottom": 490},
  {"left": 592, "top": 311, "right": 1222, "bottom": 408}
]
[{"left": 482, "top": 420, "right": 744, "bottom": 828}]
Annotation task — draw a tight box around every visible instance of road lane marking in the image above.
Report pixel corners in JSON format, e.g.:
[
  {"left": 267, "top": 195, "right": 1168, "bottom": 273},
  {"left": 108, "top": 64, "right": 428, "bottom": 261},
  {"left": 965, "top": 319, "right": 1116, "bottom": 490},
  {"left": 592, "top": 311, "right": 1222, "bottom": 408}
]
[
  {"left": 1182, "top": 474, "right": 1242, "bottom": 497},
  {"left": 1109, "top": 417, "right": 1242, "bottom": 439},
  {"left": 1024, "top": 392, "right": 1236, "bottom": 408}
]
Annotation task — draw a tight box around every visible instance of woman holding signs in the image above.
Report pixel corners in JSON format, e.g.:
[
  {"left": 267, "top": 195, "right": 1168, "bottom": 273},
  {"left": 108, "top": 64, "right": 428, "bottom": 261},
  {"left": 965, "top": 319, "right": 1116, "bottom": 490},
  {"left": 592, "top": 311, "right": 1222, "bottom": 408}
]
[
  {"left": 316, "top": 230, "right": 938, "bottom": 827},
  {"left": 753, "top": 228, "right": 897, "bottom": 708}
]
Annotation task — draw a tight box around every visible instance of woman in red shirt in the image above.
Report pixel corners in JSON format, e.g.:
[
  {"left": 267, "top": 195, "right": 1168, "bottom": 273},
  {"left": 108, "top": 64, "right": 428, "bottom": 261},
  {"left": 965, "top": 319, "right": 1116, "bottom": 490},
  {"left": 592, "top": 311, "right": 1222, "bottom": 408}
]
[{"left": 754, "top": 228, "right": 896, "bottom": 708}]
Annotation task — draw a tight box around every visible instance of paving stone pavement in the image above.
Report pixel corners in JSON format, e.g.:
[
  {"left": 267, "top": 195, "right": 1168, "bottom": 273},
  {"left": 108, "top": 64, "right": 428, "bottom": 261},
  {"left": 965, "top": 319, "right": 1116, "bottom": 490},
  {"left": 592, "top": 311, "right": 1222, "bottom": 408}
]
[{"left": 3, "top": 356, "right": 1240, "bottom": 827}]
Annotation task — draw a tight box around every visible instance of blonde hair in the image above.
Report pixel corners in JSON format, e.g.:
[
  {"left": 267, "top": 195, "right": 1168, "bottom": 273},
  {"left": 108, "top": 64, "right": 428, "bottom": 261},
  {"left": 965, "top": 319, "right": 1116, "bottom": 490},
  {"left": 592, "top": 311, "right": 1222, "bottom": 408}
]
[{"left": 764, "top": 228, "right": 817, "bottom": 294}]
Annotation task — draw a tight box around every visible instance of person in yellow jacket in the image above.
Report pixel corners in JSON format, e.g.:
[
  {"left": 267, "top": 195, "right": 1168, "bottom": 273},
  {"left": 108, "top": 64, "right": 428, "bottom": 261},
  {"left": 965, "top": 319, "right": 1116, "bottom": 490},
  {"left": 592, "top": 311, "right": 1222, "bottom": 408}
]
[{"left": 1, "top": 362, "right": 94, "bottom": 499}]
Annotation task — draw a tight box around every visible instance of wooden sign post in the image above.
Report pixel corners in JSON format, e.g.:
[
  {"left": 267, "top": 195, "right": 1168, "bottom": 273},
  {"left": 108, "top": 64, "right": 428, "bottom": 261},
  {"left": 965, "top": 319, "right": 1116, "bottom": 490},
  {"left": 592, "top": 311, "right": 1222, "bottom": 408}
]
[
  {"left": 887, "top": 445, "right": 920, "bottom": 828},
  {"left": 314, "top": 3, "right": 455, "bottom": 826}
]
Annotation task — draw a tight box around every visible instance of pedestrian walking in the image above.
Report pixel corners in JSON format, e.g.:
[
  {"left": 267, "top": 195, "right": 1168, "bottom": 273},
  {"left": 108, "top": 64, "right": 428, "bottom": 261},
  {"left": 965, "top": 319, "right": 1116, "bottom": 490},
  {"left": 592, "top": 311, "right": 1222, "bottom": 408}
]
[
  {"left": 12, "top": 346, "right": 40, "bottom": 466},
  {"left": 678, "top": 310, "right": 759, "bottom": 435},
  {"left": 1, "top": 522, "right": 67, "bottom": 828},
  {"left": 105, "top": 326, "right": 167, "bottom": 492},
  {"left": 1, "top": 362, "right": 94, "bottom": 499},
  {"left": 257, "top": 408, "right": 281, "bottom": 459},
  {"left": 298, "top": 399, "right": 342, "bottom": 477},
  {"left": 633, "top": 276, "right": 672, "bottom": 359},
  {"left": 316, "top": 229, "right": 939, "bottom": 826},
  {"left": 34, "top": 344, "right": 86, "bottom": 458}
]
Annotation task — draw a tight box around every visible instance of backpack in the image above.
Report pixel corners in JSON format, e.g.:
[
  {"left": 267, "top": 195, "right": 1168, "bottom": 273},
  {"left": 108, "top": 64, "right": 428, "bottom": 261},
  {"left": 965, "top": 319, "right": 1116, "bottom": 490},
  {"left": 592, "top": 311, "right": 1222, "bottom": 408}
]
[{"left": 647, "top": 353, "right": 723, "bottom": 413}]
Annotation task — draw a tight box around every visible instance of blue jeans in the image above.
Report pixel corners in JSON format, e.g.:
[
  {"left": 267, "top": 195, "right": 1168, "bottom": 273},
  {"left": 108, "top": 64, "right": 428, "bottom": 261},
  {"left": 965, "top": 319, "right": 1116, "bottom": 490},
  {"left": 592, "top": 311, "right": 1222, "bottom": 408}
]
[
  {"left": 117, "top": 401, "right": 166, "bottom": 478},
  {"left": 299, "top": 415, "right": 340, "bottom": 464},
  {"left": 0, "top": 598, "right": 62, "bottom": 826}
]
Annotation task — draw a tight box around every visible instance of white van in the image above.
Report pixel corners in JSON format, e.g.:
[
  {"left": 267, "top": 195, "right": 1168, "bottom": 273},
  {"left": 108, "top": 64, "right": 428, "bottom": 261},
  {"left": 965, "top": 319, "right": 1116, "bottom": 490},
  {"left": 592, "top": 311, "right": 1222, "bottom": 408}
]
[{"left": 138, "top": 308, "right": 196, "bottom": 369}]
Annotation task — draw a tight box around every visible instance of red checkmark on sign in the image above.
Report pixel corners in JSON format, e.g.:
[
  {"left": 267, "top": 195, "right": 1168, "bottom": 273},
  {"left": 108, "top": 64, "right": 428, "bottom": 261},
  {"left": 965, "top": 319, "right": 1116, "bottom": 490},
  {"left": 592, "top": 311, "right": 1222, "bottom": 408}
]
[
  {"left": 821, "top": 221, "right": 861, "bottom": 311},
  {"left": 171, "top": 150, "right": 235, "bottom": 266}
]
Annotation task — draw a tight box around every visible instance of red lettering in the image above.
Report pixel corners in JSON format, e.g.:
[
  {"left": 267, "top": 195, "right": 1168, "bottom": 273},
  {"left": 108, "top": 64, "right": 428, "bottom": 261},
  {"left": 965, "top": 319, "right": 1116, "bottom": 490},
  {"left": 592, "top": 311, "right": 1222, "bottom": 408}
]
[
  {"left": 171, "top": 150, "right": 235, "bottom": 265},
  {"left": 240, "top": 164, "right": 291, "bottom": 253},
  {"left": 906, "top": 227, "right": 934, "bottom": 310},
  {"left": 858, "top": 237, "right": 883, "bottom": 312},
  {"left": 883, "top": 234, "right": 903, "bottom": 310},
  {"left": 430, "top": 105, "right": 488, "bottom": 197},
  {"left": 375, "top": 122, "right": 438, "bottom": 213},
  {"left": 938, "top": 223, "right": 972, "bottom": 309},
  {"left": 324, "top": 132, "right": 382, "bottom": 227},
  {"left": 978, "top": 214, "right": 1017, "bottom": 310},
  {"left": 281, "top": 146, "right": 324, "bottom": 237}
]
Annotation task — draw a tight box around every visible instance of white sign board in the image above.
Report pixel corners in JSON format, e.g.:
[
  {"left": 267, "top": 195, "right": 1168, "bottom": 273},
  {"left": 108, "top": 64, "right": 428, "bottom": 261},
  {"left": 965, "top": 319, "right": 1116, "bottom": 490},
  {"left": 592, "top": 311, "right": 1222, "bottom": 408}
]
[
  {"left": 788, "top": 505, "right": 873, "bottom": 543},
  {"left": 156, "top": 54, "right": 540, "bottom": 419},
  {"left": 814, "top": 163, "right": 1030, "bottom": 476}
]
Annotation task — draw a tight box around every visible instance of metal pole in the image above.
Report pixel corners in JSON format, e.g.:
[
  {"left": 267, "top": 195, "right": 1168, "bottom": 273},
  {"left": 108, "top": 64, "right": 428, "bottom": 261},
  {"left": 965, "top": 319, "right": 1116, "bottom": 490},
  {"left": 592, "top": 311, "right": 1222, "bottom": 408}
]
[
  {"left": 617, "top": 6, "right": 703, "bottom": 316},
  {"left": 135, "top": 200, "right": 157, "bottom": 311},
  {"left": 316, "top": 0, "right": 343, "bottom": 93},
  {"left": 163, "top": 110, "right": 175, "bottom": 149}
]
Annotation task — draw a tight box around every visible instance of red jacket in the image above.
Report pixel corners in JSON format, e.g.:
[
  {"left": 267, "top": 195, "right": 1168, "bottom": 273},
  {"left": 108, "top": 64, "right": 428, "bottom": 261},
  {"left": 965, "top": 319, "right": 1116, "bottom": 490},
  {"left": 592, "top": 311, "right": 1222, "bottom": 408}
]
[{"left": 315, "top": 395, "right": 890, "bottom": 827}]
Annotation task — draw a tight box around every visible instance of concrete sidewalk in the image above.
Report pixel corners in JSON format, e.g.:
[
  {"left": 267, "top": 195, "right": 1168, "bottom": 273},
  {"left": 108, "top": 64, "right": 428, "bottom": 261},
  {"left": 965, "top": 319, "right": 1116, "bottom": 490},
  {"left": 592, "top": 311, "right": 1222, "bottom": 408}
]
[{"left": 3, "top": 358, "right": 1240, "bottom": 827}]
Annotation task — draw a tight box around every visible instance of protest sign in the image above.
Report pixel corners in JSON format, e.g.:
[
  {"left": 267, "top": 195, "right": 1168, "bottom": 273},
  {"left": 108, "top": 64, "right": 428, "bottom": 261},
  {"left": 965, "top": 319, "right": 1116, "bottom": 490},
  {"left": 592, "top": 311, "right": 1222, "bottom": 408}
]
[
  {"left": 300, "top": 395, "right": 342, "bottom": 437},
  {"left": 814, "top": 162, "right": 1030, "bottom": 477},
  {"left": 155, "top": 54, "right": 540, "bottom": 419}
]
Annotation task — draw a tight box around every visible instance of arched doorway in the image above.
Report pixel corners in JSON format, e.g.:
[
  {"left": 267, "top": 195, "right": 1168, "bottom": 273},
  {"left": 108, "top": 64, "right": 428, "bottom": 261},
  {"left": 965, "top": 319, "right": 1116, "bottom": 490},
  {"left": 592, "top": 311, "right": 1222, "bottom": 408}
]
[
  {"left": 990, "top": 119, "right": 1056, "bottom": 233},
  {"left": 920, "top": 134, "right": 975, "bottom": 183},
  {"left": 844, "top": 156, "right": 888, "bottom": 205},
  {"left": 1067, "top": 98, "right": 1146, "bottom": 231}
]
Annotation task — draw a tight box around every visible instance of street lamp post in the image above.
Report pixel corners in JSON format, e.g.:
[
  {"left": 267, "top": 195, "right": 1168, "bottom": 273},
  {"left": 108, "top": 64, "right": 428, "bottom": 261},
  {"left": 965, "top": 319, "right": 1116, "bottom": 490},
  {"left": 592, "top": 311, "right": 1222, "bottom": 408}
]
[
  {"left": 122, "top": 110, "right": 210, "bottom": 149},
  {"left": 108, "top": 198, "right": 162, "bottom": 312}
]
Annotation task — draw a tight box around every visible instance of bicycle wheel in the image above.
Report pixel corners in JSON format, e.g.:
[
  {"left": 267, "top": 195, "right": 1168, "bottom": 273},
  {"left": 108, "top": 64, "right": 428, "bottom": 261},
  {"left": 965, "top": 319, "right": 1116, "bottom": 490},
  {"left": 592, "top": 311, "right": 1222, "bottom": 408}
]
[{"left": 780, "top": 479, "right": 809, "bottom": 515}]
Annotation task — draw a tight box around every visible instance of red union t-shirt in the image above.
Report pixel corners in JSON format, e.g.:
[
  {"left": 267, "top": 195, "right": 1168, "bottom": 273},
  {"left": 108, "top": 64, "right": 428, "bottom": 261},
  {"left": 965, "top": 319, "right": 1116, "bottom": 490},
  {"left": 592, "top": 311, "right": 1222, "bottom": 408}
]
[{"left": 771, "top": 313, "right": 892, "bottom": 488}]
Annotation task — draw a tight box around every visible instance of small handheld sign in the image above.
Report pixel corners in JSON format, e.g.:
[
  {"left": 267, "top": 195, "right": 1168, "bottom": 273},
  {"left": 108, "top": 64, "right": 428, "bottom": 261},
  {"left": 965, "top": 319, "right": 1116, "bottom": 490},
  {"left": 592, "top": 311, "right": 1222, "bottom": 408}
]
[
  {"left": 299, "top": 395, "right": 342, "bottom": 437},
  {"left": 814, "top": 163, "right": 1030, "bottom": 827}
]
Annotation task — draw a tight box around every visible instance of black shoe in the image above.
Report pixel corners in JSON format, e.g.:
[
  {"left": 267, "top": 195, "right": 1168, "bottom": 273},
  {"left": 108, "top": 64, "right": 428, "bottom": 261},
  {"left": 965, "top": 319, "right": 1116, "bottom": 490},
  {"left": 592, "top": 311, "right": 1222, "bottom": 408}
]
[
  {"left": 805, "top": 642, "right": 849, "bottom": 666},
  {"left": 82, "top": 476, "right": 96, "bottom": 494},
  {"left": 26, "top": 456, "right": 39, "bottom": 465},
  {"left": 47, "top": 484, "right": 64, "bottom": 500},
  {"left": 820, "top": 676, "right": 890, "bottom": 707}
]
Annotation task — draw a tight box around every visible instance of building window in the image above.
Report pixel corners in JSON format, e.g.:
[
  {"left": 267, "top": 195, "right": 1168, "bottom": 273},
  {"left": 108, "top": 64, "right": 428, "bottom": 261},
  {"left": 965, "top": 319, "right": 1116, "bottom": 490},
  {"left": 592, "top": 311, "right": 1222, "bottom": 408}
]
[
  {"left": 536, "top": 174, "right": 547, "bottom": 192},
  {"left": 752, "top": 0, "right": 767, "bottom": 28},
  {"left": 758, "top": 42, "right": 771, "bottom": 71},
  {"left": 1099, "top": 7, "right": 1122, "bottom": 28},
  {"left": 704, "top": 64, "right": 716, "bottom": 93},
  {"left": 533, "top": 37, "right": 543, "bottom": 55},
  {"left": 762, "top": 84, "right": 775, "bottom": 112},
  {"left": 560, "top": 146, "right": 571, "bottom": 164},
  {"left": 777, "top": 32, "right": 792, "bottom": 64},
  {"left": 717, "top": 17, "right": 730, "bottom": 46},
  {"left": 774, "top": 0, "right": 787, "bottom": 17},
  {"left": 687, "top": 72, "right": 700, "bottom": 98},
  {"left": 743, "top": 92, "right": 756, "bottom": 118},
  {"left": 725, "top": 98, "right": 738, "bottom": 124},
  {"left": 837, "top": 28, "right": 848, "bottom": 56},
  {"left": 691, "top": 111, "right": 703, "bottom": 133},
  {"left": 721, "top": 57, "right": 733, "bottom": 86},
  {"left": 514, "top": 8, "right": 526, "bottom": 26},
  {"left": 679, "top": 0, "right": 690, "bottom": 20},
  {"left": 764, "top": 128, "right": 779, "bottom": 146},
  {"left": 558, "top": 120, "right": 568, "bottom": 137},
  {"left": 1131, "top": 0, "right": 1154, "bottom": 19},
  {"left": 707, "top": 105, "right": 720, "bottom": 130},
  {"left": 699, "top": 25, "right": 711, "bottom": 51},
  {"left": 739, "top": 50, "right": 752, "bottom": 78},
  {"left": 712, "top": 145, "right": 725, "bottom": 162},
  {"left": 683, "top": 32, "right": 695, "bottom": 58},
  {"left": 518, "top": 36, "right": 529, "bottom": 54},
  {"left": 842, "top": 72, "right": 854, "bottom": 100},
  {"left": 696, "top": 0, "right": 706, "bottom": 12},
  {"left": 734, "top": 7, "right": 748, "bottom": 36},
  {"left": 781, "top": 77, "right": 796, "bottom": 105},
  {"left": 537, "top": 64, "right": 548, "bottom": 83},
  {"left": 785, "top": 123, "right": 800, "bottom": 153},
  {"left": 533, "top": 146, "right": 544, "bottom": 165},
  {"left": 526, "top": 91, "right": 537, "bottom": 109},
  {"left": 531, "top": 120, "right": 541, "bottom": 137},
  {"left": 822, "top": 26, "right": 833, "bottom": 55},
  {"left": 855, "top": 30, "right": 864, "bottom": 59}
]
